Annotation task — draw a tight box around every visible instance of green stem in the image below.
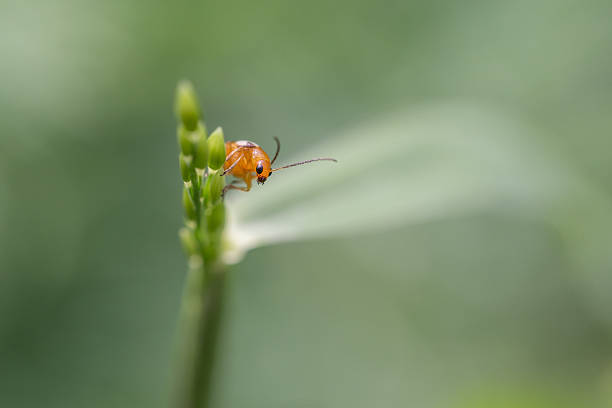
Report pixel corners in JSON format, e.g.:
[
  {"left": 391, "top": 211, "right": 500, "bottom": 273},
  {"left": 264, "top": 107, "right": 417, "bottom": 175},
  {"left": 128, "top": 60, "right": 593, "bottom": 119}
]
[{"left": 172, "top": 259, "right": 226, "bottom": 408}]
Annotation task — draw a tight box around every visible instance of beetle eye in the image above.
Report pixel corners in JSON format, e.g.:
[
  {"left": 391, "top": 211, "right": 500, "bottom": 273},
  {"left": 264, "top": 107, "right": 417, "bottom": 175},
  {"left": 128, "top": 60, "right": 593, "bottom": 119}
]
[{"left": 256, "top": 163, "right": 263, "bottom": 174}]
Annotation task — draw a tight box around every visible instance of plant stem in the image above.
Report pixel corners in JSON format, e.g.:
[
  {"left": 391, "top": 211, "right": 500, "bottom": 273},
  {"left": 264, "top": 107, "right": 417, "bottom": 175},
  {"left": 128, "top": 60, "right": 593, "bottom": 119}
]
[{"left": 172, "top": 259, "right": 226, "bottom": 408}]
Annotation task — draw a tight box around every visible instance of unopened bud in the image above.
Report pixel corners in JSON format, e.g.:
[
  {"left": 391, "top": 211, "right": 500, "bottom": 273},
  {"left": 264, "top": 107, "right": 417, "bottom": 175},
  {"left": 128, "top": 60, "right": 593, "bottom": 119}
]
[
  {"left": 204, "top": 169, "right": 225, "bottom": 206},
  {"left": 206, "top": 201, "right": 225, "bottom": 233},
  {"left": 192, "top": 122, "right": 209, "bottom": 169},
  {"left": 207, "top": 127, "right": 226, "bottom": 170},
  {"left": 177, "top": 124, "right": 193, "bottom": 155},
  {"left": 178, "top": 227, "right": 198, "bottom": 255},
  {"left": 183, "top": 186, "right": 196, "bottom": 220},
  {"left": 175, "top": 80, "right": 200, "bottom": 130},
  {"left": 179, "top": 154, "right": 192, "bottom": 182}
]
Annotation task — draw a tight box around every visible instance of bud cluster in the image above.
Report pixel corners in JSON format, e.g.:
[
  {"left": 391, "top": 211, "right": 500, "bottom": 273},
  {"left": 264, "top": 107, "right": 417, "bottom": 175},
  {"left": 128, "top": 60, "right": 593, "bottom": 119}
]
[{"left": 175, "top": 80, "right": 227, "bottom": 268}]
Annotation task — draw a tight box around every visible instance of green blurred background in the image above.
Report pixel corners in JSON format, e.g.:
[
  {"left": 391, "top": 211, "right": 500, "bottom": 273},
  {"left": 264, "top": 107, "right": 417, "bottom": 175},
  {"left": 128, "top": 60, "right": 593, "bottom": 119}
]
[{"left": 2, "top": 0, "right": 612, "bottom": 407}]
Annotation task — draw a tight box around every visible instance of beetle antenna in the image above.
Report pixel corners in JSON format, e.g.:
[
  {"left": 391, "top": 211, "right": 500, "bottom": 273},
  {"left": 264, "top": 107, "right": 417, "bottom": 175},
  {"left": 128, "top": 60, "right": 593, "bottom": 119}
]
[
  {"left": 271, "top": 137, "right": 281, "bottom": 165},
  {"left": 271, "top": 157, "right": 337, "bottom": 172}
]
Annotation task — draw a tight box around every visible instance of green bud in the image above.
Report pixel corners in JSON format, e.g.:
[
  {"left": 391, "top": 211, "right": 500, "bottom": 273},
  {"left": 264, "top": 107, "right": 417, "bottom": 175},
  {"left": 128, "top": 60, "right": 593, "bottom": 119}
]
[
  {"left": 207, "top": 126, "right": 226, "bottom": 170},
  {"left": 179, "top": 154, "right": 192, "bottom": 182},
  {"left": 178, "top": 227, "right": 198, "bottom": 255},
  {"left": 175, "top": 80, "right": 200, "bottom": 130},
  {"left": 192, "top": 122, "right": 209, "bottom": 169},
  {"left": 177, "top": 124, "right": 193, "bottom": 155},
  {"left": 206, "top": 201, "right": 225, "bottom": 233},
  {"left": 204, "top": 170, "right": 225, "bottom": 206},
  {"left": 183, "top": 186, "right": 196, "bottom": 220}
]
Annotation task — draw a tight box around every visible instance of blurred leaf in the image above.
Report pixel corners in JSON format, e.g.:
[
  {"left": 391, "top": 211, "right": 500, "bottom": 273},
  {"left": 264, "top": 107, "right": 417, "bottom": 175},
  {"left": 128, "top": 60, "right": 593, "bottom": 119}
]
[{"left": 225, "top": 101, "right": 612, "bottom": 328}]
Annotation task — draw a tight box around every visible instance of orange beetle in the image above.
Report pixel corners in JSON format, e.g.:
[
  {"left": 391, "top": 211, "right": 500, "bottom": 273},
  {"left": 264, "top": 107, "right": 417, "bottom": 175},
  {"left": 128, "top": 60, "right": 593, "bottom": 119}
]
[{"left": 222, "top": 137, "right": 336, "bottom": 195}]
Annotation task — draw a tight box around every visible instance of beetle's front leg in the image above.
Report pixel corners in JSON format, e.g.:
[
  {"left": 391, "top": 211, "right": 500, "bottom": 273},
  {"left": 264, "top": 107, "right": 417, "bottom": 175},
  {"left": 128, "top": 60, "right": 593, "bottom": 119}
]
[{"left": 222, "top": 177, "right": 252, "bottom": 197}]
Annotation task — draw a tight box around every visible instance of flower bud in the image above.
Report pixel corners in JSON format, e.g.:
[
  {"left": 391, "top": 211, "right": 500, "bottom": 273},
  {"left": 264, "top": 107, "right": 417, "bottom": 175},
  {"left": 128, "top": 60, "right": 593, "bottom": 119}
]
[
  {"left": 204, "top": 170, "right": 225, "bottom": 206},
  {"left": 192, "top": 122, "right": 209, "bottom": 169},
  {"left": 183, "top": 186, "right": 196, "bottom": 220},
  {"left": 178, "top": 227, "right": 198, "bottom": 255},
  {"left": 207, "top": 127, "right": 226, "bottom": 170},
  {"left": 179, "top": 154, "right": 192, "bottom": 182},
  {"left": 177, "top": 124, "right": 193, "bottom": 156},
  {"left": 175, "top": 80, "right": 200, "bottom": 130},
  {"left": 206, "top": 201, "right": 225, "bottom": 233}
]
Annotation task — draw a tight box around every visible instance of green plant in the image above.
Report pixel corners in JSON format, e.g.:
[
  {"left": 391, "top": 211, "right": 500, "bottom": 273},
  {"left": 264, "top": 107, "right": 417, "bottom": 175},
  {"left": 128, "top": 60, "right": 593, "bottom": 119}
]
[{"left": 172, "top": 81, "right": 227, "bottom": 408}]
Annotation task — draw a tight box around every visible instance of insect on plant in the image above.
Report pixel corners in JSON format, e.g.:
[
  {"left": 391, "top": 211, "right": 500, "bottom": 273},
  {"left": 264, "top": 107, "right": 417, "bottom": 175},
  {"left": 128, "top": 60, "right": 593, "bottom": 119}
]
[{"left": 221, "top": 137, "right": 337, "bottom": 195}]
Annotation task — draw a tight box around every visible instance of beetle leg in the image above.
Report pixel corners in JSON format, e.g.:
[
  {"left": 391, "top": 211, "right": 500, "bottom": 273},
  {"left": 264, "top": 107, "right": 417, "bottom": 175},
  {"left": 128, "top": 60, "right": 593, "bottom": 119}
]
[
  {"left": 222, "top": 183, "right": 249, "bottom": 196},
  {"left": 222, "top": 177, "right": 252, "bottom": 197},
  {"left": 224, "top": 145, "right": 255, "bottom": 164},
  {"left": 222, "top": 154, "right": 243, "bottom": 176},
  {"left": 224, "top": 147, "right": 242, "bottom": 163}
]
